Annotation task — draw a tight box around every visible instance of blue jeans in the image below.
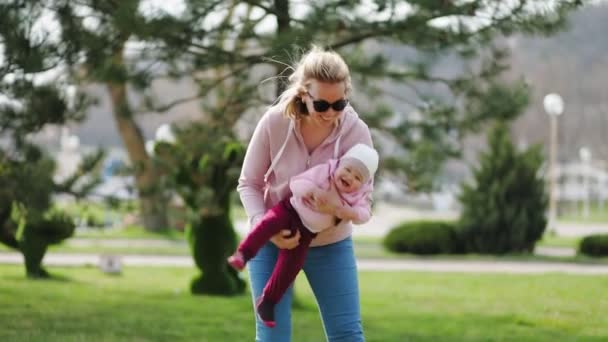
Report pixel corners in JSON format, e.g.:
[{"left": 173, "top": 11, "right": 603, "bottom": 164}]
[{"left": 247, "top": 237, "right": 364, "bottom": 342}]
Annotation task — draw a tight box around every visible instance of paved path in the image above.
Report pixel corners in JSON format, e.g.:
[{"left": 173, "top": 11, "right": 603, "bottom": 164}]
[
  {"left": 235, "top": 203, "right": 608, "bottom": 238},
  {"left": 3, "top": 203, "right": 606, "bottom": 275},
  {"left": 66, "top": 237, "right": 579, "bottom": 258},
  {"left": 2, "top": 252, "right": 608, "bottom": 275}
]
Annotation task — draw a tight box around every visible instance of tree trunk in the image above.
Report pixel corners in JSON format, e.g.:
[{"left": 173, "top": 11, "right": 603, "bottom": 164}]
[
  {"left": 275, "top": 0, "right": 291, "bottom": 97},
  {"left": 107, "top": 47, "right": 168, "bottom": 232}
]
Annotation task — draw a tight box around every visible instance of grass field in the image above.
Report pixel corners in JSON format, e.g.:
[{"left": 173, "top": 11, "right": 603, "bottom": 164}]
[
  {"left": 559, "top": 202, "right": 608, "bottom": 224},
  {"left": 0, "top": 265, "right": 606, "bottom": 341}
]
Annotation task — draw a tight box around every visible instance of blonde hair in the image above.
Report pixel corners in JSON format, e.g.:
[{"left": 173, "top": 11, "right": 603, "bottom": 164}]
[{"left": 277, "top": 46, "right": 352, "bottom": 119}]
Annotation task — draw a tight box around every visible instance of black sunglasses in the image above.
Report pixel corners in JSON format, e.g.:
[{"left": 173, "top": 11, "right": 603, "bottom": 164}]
[{"left": 307, "top": 92, "right": 348, "bottom": 112}]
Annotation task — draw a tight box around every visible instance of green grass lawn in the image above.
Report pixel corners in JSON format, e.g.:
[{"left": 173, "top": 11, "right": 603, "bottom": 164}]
[
  {"left": 0, "top": 265, "right": 606, "bottom": 341},
  {"left": 537, "top": 235, "right": 580, "bottom": 249}
]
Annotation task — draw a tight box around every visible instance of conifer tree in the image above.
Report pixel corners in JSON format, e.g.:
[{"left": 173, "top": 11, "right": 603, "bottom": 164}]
[{"left": 458, "top": 122, "right": 548, "bottom": 254}]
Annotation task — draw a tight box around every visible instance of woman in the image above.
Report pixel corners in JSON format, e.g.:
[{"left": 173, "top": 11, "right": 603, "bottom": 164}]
[{"left": 237, "top": 45, "right": 373, "bottom": 341}]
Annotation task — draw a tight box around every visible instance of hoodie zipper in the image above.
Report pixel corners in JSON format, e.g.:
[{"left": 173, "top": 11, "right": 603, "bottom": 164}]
[{"left": 293, "top": 119, "right": 343, "bottom": 170}]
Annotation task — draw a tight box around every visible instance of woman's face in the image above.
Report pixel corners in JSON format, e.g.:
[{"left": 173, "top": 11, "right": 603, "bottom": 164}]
[{"left": 303, "top": 80, "right": 347, "bottom": 127}]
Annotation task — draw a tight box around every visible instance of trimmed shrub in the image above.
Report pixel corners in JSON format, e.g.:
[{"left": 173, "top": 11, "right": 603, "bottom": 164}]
[
  {"left": 155, "top": 123, "right": 246, "bottom": 295},
  {"left": 383, "top": 221, "right": 464, "bottom": 255},
  {"left": 18, "top": 209, "right": 75, "bottom": 278},
  {"left": 579, "top": 234, "right": 608, "bottom": 257}
]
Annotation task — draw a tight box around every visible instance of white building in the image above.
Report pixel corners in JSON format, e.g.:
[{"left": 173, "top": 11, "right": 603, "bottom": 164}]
[{"left": 557, "top": 160, "right": 608, "bottom": 203}]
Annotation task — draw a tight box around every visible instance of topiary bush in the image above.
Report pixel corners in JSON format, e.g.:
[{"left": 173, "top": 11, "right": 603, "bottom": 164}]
[
  {"left": 154, "top": 122, "right": 246, "bottom": 296},
  {"left": 1, "top": 144, "right": 101, "bottom": 278},
  {"left": 579, "top": 234, "right": 608, "bottom": 257},
  {"left": 18, "top": 209, "right": 76, "bottom": 278},
  {"left": 383, "top": 221, "right": 464, "bottom": 255}
]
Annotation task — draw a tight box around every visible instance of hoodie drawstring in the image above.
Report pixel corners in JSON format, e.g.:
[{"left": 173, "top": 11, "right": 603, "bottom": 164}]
[{"left": 333, "top": 135, "right": 341, "bottom": 159}]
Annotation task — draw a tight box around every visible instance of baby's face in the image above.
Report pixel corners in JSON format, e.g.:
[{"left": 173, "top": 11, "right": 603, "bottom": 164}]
[{"left": 334, "top": 163, "right": 365, "bottom": 193}]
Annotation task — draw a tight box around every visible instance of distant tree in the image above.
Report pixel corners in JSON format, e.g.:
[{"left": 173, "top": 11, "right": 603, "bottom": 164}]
[
  {"left": 0, "top": 2, "right": 104, "bottom": 278},
  {"left": 458, "top": 122, "right": 548, "bottom": 254}
]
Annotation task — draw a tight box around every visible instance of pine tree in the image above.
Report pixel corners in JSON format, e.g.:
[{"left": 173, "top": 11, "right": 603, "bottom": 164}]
[
  {"left": 458, "top": 122, "right": 548, "bottom": 254},
  {"left": 0, "top": 1, "right": 104, "bottom": 278},
  {"left": 172, "top": 0, "right": 581, "bottom": 190}
]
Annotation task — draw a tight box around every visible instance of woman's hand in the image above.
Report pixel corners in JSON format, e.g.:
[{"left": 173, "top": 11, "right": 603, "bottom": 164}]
[
  {"left": 270, "top": 229, "right": 301, "bottom": 250},
  {"left": 315, "top": 197, "right": 337, "bottom": 215}
]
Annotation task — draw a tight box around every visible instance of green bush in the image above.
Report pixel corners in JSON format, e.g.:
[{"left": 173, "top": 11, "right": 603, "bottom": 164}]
[
  {"left": 383, "top": 221, "right": 464, "bottom": 255},
  {"left": 579, "top": 234, "right": 608, "bottom": 257}
]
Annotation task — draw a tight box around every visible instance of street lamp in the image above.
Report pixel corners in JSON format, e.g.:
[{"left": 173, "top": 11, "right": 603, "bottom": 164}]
[
  {"left": 543, "top": 93, "right": 564, "bottom": 231},
  {"left": 579, "top": 146, "right": 592, "bottom": 219}
]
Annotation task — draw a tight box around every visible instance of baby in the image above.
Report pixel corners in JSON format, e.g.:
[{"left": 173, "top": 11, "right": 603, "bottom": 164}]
[{"left": 228, "top": 143, "right": 379, "bottom": 327}]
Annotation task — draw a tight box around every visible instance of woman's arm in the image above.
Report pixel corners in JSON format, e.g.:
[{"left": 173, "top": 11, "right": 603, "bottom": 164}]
[
  {"left": 237, "top": 112, "right": 301, "bottom": 249},
  {"left": 237, "top": 114, "right": 271, "bottom": 227}
]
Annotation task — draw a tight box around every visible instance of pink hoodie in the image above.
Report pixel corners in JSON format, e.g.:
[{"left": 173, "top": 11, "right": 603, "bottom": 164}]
[
  {"left": 237, "top": 104, "right": 373, "bottom": 247},
  {"left": 289, "top": 159, "right": 373, "bottom": 233}
]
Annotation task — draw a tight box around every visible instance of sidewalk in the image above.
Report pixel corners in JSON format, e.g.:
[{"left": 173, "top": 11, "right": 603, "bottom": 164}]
[
  {"left": 235, "top": 203, "right": 608, "bottom": 238},
  {"left": 2, "top": 252, "right": 608, "bottom": 275}
]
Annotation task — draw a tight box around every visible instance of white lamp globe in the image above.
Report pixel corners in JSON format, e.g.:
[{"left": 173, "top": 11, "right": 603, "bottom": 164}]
[
  {"left": 579, "top": 147, "right": 592, "bottom": 163},
  {"left": 155, "top": 123, "right": 176, "bottom": 144},
  {"left": 543, "top": 93, "right": 564, "bottom": 116}
]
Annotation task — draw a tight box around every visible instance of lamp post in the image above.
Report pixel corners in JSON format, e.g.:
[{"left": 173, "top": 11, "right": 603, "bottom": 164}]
[
  {"left": 543, "top": 93, "right": 564, "bottom": 231},
  {"left": 579, "top": 147, "right": 592, "bottom": 219}
]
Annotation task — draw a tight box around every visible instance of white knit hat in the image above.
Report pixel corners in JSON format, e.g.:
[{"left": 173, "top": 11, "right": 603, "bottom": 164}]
[{"left": 341, "top": 144, "right": 379, "bottom": 181}]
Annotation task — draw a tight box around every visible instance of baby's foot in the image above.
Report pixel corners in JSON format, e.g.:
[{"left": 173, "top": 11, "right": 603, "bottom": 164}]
[
  {"left": 227, "top": 251, "right": 246, "bottom": 271},
  {"left": 256, "top": 295, "right": 276, "bottom": 328}
]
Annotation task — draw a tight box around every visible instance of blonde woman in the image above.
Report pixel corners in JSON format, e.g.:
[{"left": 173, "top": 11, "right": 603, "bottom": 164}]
[{"left": 237, "top": 46, "right": 373, "bottom": 341}]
